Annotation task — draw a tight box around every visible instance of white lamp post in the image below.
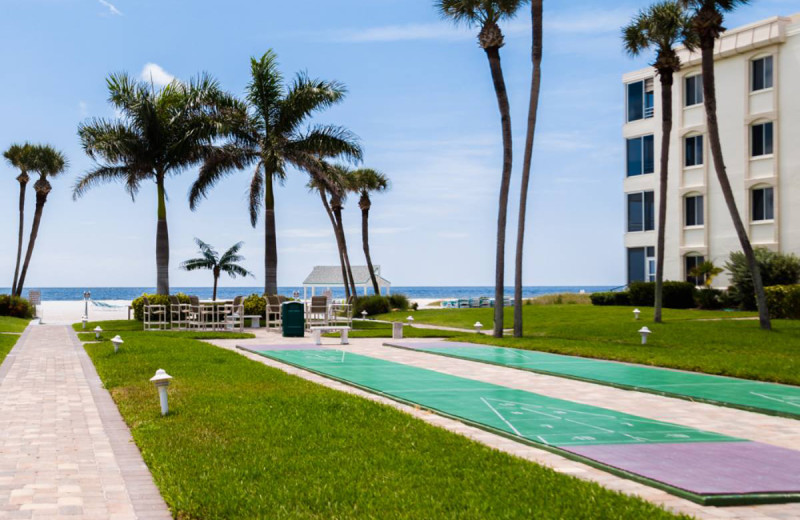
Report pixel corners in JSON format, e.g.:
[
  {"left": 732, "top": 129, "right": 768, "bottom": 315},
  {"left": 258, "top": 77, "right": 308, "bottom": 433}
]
[
  {"left": 639, "top": 326, "right": 652, "bottom": 345},
  {"left": 83, "top": 290, "right": 91, "bottom": 321},
  {"left": 406, "top": 316, "right": 414, "bottom": 326},
  {"left": 474, "top": 321, "right": 483, "bottom": 334},
  {"left": 361, "top": 310, "right": 368, "bottom": 320},
  {"left": 633, "top": 309, "right": 641, "bottom": 320},
  {"left": 111, "top": 335, "right": 123, "bottom": 354},
  {"left": 94, "top": 326, "right": 103, "bottom": 340},
  {"left": 149, "top": 369, "right": 173, "bottom": 416},
  {"left": 81, "top": 315, "right": 88, "bottom": 330}
]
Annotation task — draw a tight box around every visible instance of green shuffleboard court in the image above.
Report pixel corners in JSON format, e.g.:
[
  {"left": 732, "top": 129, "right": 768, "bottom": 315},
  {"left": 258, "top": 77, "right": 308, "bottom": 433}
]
[
  {"left": 384, "top": 341, "right": 800, "bottom": 419},
  {"left": 244, "top": 345, "right": 800, "bottom": 506}
]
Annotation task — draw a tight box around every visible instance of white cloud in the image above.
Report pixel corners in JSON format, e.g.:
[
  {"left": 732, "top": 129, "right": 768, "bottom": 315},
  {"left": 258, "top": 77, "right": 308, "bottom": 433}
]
[
  {"left": 98, "top": 0, "right": 122, "bottom": 16},
  {"left": 78, "top": 101, "right": 88, "bottom": 118},
  {"left": 333, "top": 23, "right": 469, "bottom": 43},
  {"left": 140, "top": 63, "right": 175, "bottom": 87}
]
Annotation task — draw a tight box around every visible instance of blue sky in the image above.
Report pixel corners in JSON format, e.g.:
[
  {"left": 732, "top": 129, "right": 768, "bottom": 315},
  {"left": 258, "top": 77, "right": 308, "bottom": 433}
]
[{"left": 0, "top": 0, "right": 796, "bottom": 289}]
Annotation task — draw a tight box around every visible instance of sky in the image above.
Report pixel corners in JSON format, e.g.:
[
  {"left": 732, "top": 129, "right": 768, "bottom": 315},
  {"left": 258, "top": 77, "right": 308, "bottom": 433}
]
[{"left": 0, "top": 0, "right": 797, "bottom": 289}]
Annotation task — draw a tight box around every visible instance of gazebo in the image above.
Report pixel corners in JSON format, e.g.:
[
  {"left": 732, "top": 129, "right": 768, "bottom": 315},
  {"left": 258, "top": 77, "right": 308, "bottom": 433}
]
[{"left": 303, "top": 265, "right": 391, "bottom": 300}]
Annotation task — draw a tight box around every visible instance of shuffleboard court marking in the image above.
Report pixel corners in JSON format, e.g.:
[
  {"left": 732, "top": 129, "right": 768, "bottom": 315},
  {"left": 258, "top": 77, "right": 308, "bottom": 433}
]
[
  {"left": 241, "top": 345, "right": 800, "bottom": 506},
  {"left": 383, "top": 341, "right": 800, "bottom": 419}
]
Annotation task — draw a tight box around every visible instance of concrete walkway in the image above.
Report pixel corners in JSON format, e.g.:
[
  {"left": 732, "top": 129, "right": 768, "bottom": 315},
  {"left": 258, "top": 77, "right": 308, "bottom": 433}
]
[{"left": 0, "top": 325, "right": 170, "bottom": 520}]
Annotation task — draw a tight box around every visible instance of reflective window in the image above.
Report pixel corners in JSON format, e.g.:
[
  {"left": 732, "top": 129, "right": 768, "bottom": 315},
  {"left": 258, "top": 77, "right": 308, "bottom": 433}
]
[
  {"left": 686, "top": 256, "right": 706, "bottom": 286},
  {"left": 752, "top": 187, "right": 774, "bottom": 221},
  {"left": 627, "top": 135, "right": 654, "bottom": 176},
  {"left": 751, "top": 122, "right": 774, "bottom": 157},
  {"left": 627, "top": 191, "right": 655, "bottom": 232},
  {"left": 627, "top": 79, "right": 654, "bottom": 122},
  {"left": 752, "top": 56, "right": 773, "bottom": 92},
  {"left": 685, "top": 135, "right": 703, "bottom": 167},
  {"left": 685, "top": 195, "right": 704, "bottom": 227},
  {"left": 685, "top": 75, "right": 704, "bottom": 106}
]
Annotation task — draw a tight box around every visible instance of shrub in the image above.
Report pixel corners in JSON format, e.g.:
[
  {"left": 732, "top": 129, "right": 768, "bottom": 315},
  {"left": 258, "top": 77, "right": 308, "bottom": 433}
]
[
  {"left": 764, "top": 285, "right": 800, "bottom": 319},
  {"left": 628, "top": 281, "right": 696, "bottom": 309},
  {"left": 590, "top": 292, "right": 630, "bottom": 306},
  {"left": 726, "top": 248, "right": 800, "bottom": 310},
  {"left": 243, "top": 294, "right": 266, "bottom": 319},
  {"left": 131, "top": 293, "right": 190, "bottom": 321},
  {"left": 0, "top": 295, "right": 33, "bottom": 319},
  {"left": 388, "top": 293, "right": 409, "bottom": 311},
  {"left": 628, "top": 282, "right": 655, "bottom": 307},
  {"left": 695, "top": 288, "right": 723, "bottom": 310},
  {"left": 354, "top": 295, "right": 391, "bottom": 317}
]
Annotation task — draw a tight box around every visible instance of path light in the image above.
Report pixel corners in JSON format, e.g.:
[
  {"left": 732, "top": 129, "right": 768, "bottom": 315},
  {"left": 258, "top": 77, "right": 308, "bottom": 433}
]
[
  {"left": 633, "top": 309, "right": 641, "bottom": 320},
  {"left": 639, "top": 326, "right": 652, "bottom": 345},
  {"left": 111, "top": 335, "right": 123, "bottom": 354},
  {"left": 81, "top": 316, "right": 88, "bottom": 330},
  {"left": 94, "top": 326, "right": 103, "bottom": 340},
  {"left": 406, "top": 316, "right": 414, "bottom": 326},
  {"left": 474, "top": 321, "right": 483, "bottom": 334},
  {"left": 83, "top": 290, "right": 91, "bottom": 321},
  {"left": 361, "top": 310, "right": 368, "bottom": 320},
  {"left": 149, "top": 369, "right": 173, "bottom": 416}
]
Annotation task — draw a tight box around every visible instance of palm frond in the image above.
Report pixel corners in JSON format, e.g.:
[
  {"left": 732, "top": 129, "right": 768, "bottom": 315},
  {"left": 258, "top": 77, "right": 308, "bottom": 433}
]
[
  {"left": 180, "top": 258, "right": 217, "bottom": 271},
  {"left": 219, "top": 241, "right": 245, "bottom": 265},
  {"left": 289, "top": 125, "right": 363, "bottom": 163},
  {"left": 220, "top": 263, "right": 254, "bottom": 279},
  {"left": 72, "top": 165, "right": 137, "bottom": 200},
  {"left": 189, "top": 144, "right": 258, "bottom": 209},
  {"left": 247, "top": 51, "right": 284, "bottom": 124},
  {"left": 276, "top": 73, "right": 347, "bottom": 134},
  {"left": 248, "top": 162, "right": 265, "bottom": 226}
]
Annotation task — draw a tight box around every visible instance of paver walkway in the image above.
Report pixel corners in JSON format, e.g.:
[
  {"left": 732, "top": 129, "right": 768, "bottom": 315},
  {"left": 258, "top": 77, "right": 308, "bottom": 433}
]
[{"left": 0, "top": 325, "right": 170, "bottom": 520}]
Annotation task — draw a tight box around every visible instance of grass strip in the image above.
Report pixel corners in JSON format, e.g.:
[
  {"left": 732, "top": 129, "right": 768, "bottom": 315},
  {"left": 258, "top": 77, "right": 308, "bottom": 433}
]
[
  {"left": 84, "top": 332, "right": 686, "bottom": 519},
  {"left": 73, "top": 320, "right": 255, "bottom": 342},
  {"left": 0, "top": 334, "right": 20, "bottom": 365},
  {"left": 0, "top": 316, "right": 30, "bottom": 333},
  {"left": 325, "top": 320, "right": 466, "bottom": 339}
]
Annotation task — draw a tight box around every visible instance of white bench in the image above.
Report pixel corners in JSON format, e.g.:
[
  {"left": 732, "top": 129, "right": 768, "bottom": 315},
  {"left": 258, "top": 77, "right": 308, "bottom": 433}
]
[
  {"left": 310, "top": 326, "right": 351, "bottom": 345},
  {"left": 243, "top": 315, "right": 262, "bottom": 328}
]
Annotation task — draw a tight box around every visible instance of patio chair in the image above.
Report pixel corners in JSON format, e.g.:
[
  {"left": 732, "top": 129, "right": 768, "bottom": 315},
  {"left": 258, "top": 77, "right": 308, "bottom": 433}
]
[
  {"left": 186, "top": 295, "right": 214, "bottom": 330},
  {"left": 458, "top": 298, "right": 470, "bottom": 309},
  {"left": 223, "top": 296, "right": 244, "bottom": 332},
  {"left": 306, "top": 295, "right": 329, "bottom": 329},
  {"left": 266, "top": 295, "right": 282, "bottom": 330},
  {"left": 479, "top": 297, "right": 491, "bottom": 308},
  {"left": 330, "top": 295, "right": 354, "bottom": 326},
  {"left": 469, "top": 297, "right": 481, "bottom": 308},
  {"left": 143, "top": 296, "right": 168, "bottom": 331},
  {"left": 169, "top": 295, "right": 190, "bottom": 330}
]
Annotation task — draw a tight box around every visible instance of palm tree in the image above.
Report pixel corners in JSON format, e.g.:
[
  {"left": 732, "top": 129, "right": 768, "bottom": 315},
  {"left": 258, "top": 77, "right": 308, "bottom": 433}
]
[
  {"left": 74, "top": 73, "right": 238, "bottom": 295},
  {"left": 681, "top": 0, "right": 770, "bottom": 330},
  {"left": 15, "top": 145, "right": 68, "bottom": 297},
  {"left": 180, "top": 239, "right": 253, "bottom": 301},
  {"left": 513, "top": 0, "right": 542, "bottom": 337},
  {"left": 4, "top": 143, "right": 34, "bottom": 296},
  {"left": 623, "top": 1, "right": 693, "bottom": 323},
  {"left": 437, "top": 0, "right": 524, "bottom": 338},
  {"left": 189, "top": 51, "right": 362, "bottom": 295},
  {"left": 347, "top": 168, "right": 390, "bottom": 294},
  {"left": 689, "top": 260, "right": 723, "bottom": 288}
]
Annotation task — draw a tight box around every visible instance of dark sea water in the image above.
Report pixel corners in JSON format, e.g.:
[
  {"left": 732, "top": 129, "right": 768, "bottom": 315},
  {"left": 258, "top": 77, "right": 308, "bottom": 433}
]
[{"left": 2, "top": 286, "right": 616, "bottom": 301}]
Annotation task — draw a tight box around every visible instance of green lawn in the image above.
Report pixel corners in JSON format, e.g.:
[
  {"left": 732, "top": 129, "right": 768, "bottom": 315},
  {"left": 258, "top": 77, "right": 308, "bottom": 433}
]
[
  {"left": 375, "top": 305, "right": 800, "bottom": 385},
  {"left": 0, "top": 316, "right": 29, "bottom": 364},
  {"left": 73, "top": 320, "right": 255, "bottom": 342},
  {"left": 84, "top": 333, "right": 685, "bottom": 519},
  {"left": 328, "top": 320, "right": 465, "bottom": 339}
]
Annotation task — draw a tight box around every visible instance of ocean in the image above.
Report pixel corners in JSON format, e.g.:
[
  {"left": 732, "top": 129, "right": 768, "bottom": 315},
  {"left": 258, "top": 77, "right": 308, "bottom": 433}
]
[{"left": 2, "top": 286, "right": 616, "bottom": 302}]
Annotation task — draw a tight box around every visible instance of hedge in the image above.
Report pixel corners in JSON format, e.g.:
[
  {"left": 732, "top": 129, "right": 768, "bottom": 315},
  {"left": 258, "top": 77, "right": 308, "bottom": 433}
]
[
  {"left": 628, "top": 281, "right": 696, "bottom": 309},
  {"left": 590, "top": 292, "right": 631, "bottom": 306},
  {"left": 243, "top": 294, "right": 266, "bottom": 319},
  {"left": 726, "top": 248, "right": 800, "bottom": 310},
  {"left": 764, "top": 285, "right": 800, "bottom": 319},
  {"left": 131, "top": 293, "right": 190, "bottom": 321},
  {"left": 0, "top": 295, "right": 33, "bottom": 319}
]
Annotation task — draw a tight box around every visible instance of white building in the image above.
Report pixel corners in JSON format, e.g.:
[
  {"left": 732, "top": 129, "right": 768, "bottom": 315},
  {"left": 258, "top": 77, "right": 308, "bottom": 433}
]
[{"left": 622, "top": 14, "right": 800, "bottom": 286}]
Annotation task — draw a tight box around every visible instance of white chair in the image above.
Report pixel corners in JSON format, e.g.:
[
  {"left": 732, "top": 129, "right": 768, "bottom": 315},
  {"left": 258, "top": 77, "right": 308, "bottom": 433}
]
[{"left": 143, "top": 296, "right": 168, "bottom": 331}]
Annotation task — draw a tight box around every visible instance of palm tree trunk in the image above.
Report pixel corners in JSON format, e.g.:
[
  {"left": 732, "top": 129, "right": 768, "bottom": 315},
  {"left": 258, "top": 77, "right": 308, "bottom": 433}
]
[
  {"left": 484, "top": 46, "right": 514, "bottom": 338},
  {"left": 513, "top": 0, "right": 543, "bottom": 338},
  {"left": 155, "top": 176, "right": 170, "bottom": 296},
  {"left": 15, "top": 190, "right": 47, "bottom": 297},
  {"left": 12, "top": 178, "right": 27, "bottom": 296},
  {"left": 264, "top": 175, "right": 278, "bottom": 295},
  {"left": 699, "top": 37, "right": 770, "bottom": 330},
  {"left": 212, "top": 272, "right": 219, "bottom": 301},
  {"left": 361, "top": 201, "right": 380, "bottom": 294},
  {"left": 333, "top": 205, "right": 357, "bottom": 296},
  {"left": 654, "top": 69, "right": 674, "bottom": 324},
  {"left": 320, "top": 191, "right": 351, "bottom": 300}
]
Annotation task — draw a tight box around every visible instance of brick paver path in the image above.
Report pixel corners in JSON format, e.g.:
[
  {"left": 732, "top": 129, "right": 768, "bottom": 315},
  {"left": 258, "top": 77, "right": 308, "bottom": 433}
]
[{"left": 0, "top": 325, "right": 170, "bottom": 519}]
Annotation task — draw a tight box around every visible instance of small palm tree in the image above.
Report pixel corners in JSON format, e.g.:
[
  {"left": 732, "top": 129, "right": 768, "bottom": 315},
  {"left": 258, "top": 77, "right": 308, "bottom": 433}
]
[
  {"left": 623, "top": 1, "right": 694, "bottom": 323},
  {"left": 189, "top": 50, "right": 362, "bottom": 295},
  {"left": 689, "top": 260, "right": 724, "bottom": 288},
  {"left": 15, "top": 145, "right": 68, "bottom": 296},
  {"left": 680, "top": 0, "right": 770, "bottom": 330},
  {"left": 4, "top": 143, "right": 35, "bottom": 295},
  {"left": 74, "top": 73, "right": 240, "bottom": 295},
  {"left": 180, "top": 239, "right": 253, "bottom": 301},
  {"left": 347, "top": 168, "right": 390, "bottom": 295},
  {"left": 437, "top": 0, "right": 524, "bottom": 338}
]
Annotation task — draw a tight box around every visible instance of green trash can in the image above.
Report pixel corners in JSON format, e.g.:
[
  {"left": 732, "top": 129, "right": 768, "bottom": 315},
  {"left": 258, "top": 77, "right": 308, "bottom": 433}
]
[{"left": 282, "top": 301, "right": 305, "bottom": 337}]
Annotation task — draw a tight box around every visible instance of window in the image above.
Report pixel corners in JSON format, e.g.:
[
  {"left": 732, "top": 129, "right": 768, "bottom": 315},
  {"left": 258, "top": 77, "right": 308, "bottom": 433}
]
[
  {"left": 685, "top": 75, "right": 703, "bottom": 106},
  {"left": 752, "top": 56, "right": 773, "bottom": 92},
  {"left": 628, "top": 247, "right": 656, "bottom": 283},
  {"left": 627, "top": 191, "right": 655, "bottom": 232},
  {"left": 627, "top": 135, "right": 654, "bottom": 176},
  {"left": 627, "top": 78, "right": 654, "bottom": 122},
  {"left": 686, "top": 255, "right": 705, "bottom": 286},
  {"left": 685, "top": 195, "right": 704, "bottom": 227},
  {"left": 752, "top": 187, "right": 774, "bottom": 221},
  {"left": 684, "top": 135, "right": 703, "bottom": 167},
  {"left": 751, "top": 122, "right": 774, "bottom": 157}
]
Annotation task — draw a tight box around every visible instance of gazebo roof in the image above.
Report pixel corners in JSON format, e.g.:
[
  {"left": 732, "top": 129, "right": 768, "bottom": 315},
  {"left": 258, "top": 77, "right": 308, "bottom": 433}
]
[{"left": 303, "top": 265, "right": 390, "bottom": 286}]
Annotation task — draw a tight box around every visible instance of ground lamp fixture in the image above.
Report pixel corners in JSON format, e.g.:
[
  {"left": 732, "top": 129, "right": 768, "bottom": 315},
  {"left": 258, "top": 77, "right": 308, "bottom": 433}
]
[
  {"left": 361, "top": 310, "right": 368, "bottom": 320},
  {"left": 83, "top": 290, "right": 91, "bottom": 320},
  {"left": 111, "top": 335, "right": 123, "bottom": 354},
  {"left": 406, "top": 316, "right": 414, "bottom": 326},
  {"left": 474, "top": 321, "right": 483, "bottom": 334},
  {"left": 633, "top": 309, "right": 641, "bottom": 320},
  {"left": 150, "top": 369, "right": 173, "bottom": 416},
  {"left": 94, "top": 326, "right": 103, "bottom": 340},
  {"left": 81, "top": 315, "right": 88, "bottom": 330},
  {"left": 639, "top": 326, "right": 651, "bottom": 345}
]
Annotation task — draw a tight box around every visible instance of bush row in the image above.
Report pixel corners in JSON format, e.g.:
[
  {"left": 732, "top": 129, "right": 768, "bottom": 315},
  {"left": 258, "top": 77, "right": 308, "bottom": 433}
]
[
  {"left": 131, "top": 293, "right": 190, "bottom": 321},
  {"left": 0, "top": 295, "right": 33, "bottom": 319},
  {"left": 354, "top": 294, "right": 410, "bottom": 317},
  {"left": 726, "top": 249, "right": 800, "bottom": 310},
  {"left": 764, "top": 285, "right": 800, "bottom": 319},
  {"left": 591, "top": 282, "right": 696, "bottom": 309}
]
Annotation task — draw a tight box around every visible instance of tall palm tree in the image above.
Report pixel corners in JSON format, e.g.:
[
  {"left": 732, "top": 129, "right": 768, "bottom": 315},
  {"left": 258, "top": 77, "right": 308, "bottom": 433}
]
[
  {"left": 189, "top": 51, "right": 362, "bottom": 295},
  {"left": 513, "top": 0, "right": 542, "bottom": 337},
  {"left": 15, "top": 145, "right": 68, "bottom": 296},
  {"left": 347, "top": 168, "right": 390, "bottom": 294},
  {"left": 4, "top": 143, "right": 34, "bottom": 296},
  {"left": 437, "top": 0, "right": 524, "bottom": 338},
  {"left": 74, "top": 73, "right": 238, "bottom": 295},
  {"left": 623, "top": 1, "right": 693, "bottom": 323},
  {"left": 180, "top": 239, "right": 253, "bottom": 301},
  {"left": 681, "top": 0, "right": 770, "bottom": 330}
]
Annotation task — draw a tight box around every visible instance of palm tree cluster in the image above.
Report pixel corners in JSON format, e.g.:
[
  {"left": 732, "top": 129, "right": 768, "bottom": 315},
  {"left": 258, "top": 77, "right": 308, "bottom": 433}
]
[
  {"left": 4, "top": 143, "right": 68, "bottom": 297},
  {"left": 622, "top": 0, "right": 771, "bottom": 330},
  {"left": 180, "top": 239, "right": 253, "bottom": 301}
]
